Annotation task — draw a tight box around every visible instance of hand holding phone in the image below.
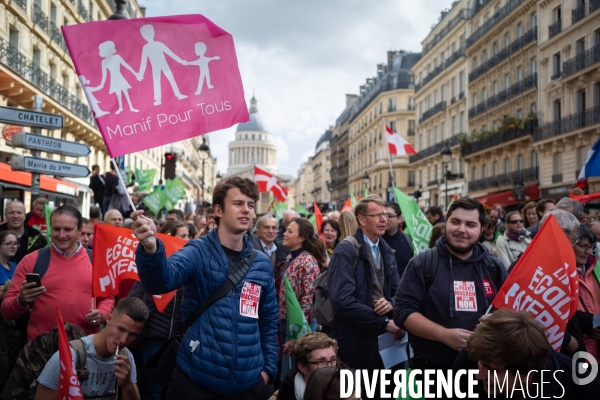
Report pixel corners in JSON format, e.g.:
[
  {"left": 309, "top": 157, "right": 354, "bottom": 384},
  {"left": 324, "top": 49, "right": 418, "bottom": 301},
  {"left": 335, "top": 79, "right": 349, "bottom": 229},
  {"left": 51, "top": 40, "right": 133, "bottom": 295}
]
[
  {"left": 19, "top": 274, "right": 46, "bottom": 306},
  {"left": 25, "top": 273, "right": 42, "bottom": 287}
]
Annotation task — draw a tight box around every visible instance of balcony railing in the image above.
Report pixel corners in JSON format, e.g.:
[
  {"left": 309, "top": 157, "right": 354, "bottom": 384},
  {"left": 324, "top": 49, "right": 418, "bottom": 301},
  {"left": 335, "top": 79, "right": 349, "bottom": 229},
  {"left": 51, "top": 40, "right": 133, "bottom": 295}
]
[
  {"left": 462, "top": 120, "right": 537, "bottom": 156},
  {"left": 572, "top": 3, "right": 587, "bottom": 24},
  {"left": 469, "top": 28, "right": 536, "bottom": 83},
  {"left": 49, "top": 21, "right": 67, "bottom": 52},
  {"left": 562, "top": 44, "right": 600, "bottom": 77},
  {"left": 409, "top": 133, "right": 463, "bottom": 163},
  {"left": 592, "top": 0, "right": 600, "bottom": 14},
  {"left": 0, "top": 38, "right": 94, "bottom": 125},
  {"left": 552, "top": 173, "right": 563, "bottom": 183},
  {"left": 13, "top": 0, "right": 27, "bottom": 11},
  {"left": 468, "top": 167, "right": 538, "bottom": 192},
  {"left": 468, "top": 74, "right": 537, "bottom": 119},
  {"left": 466, "top": 0, "right": 525, "bottom": 48},
  {"left": 534, "top": 105, "right": 600, "bottom": 142},
  {"left": 77, "top": 1, "right": 89, "bottom": 21},
  {"left": 32, "top": 4, "right": 49, "bottom": 32},
  {"left": 419, "top": 101, "right": 446, "bottom": 124},
  {"left": 422, "top": 9, "right": 469, "bottom": 56},
  {"left": 549, "top": 19, "right": 561, "bottom": 39},
  {"left": 427, "top": 179, "right": 439, "bottom": 187},
  {"left": 415, "top": 47, "right": 465, "bottom": 93},
  {"left": 407, "top": 129, "right": 415, "bottom": 136}
]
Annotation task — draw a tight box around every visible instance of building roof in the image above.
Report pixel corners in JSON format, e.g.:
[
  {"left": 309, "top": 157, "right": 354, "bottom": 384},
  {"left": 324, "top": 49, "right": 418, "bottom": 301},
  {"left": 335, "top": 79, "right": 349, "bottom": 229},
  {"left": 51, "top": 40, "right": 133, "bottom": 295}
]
[
  {"left": 315, "top": 129, "right": 333, "bottom": 151},
  {"left": 236, "top": 96, "right": 267, "bottom": 133}
]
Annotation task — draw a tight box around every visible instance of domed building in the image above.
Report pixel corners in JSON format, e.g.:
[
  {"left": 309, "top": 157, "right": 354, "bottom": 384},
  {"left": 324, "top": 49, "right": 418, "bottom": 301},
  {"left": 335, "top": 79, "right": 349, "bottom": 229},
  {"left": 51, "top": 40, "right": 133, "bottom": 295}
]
[{"left": 227, "top": 96, "right": 278, "bottom": 175}]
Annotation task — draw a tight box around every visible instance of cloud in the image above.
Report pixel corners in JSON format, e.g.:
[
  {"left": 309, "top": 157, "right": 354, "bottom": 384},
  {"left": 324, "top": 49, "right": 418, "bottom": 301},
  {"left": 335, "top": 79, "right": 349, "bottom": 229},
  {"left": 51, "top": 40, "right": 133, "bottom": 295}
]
[{"left": 143, "top": 0, "right": 457, "bottom": 176}]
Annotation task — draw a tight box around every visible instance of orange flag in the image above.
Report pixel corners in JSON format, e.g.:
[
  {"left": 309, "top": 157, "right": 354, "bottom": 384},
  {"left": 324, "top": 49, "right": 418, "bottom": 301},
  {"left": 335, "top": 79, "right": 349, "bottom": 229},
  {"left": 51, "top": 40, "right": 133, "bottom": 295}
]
[
  {"left": 491, "top": 215, "right": 578, "bottom": 350},
  {"left": 313, "top": 202, "right": 324, "bottom": 238},
  {"left": 569, "top": 190, "right": 600, "bottom": 204},
  {"left": 57, "top": 305, "right": 83, "bottom": 400},
  {"left": 92, "top": 224, "right": 186, "bottom": 312},
  {"left": 341, "top": 198, "right": 352, "bottom": 212}
]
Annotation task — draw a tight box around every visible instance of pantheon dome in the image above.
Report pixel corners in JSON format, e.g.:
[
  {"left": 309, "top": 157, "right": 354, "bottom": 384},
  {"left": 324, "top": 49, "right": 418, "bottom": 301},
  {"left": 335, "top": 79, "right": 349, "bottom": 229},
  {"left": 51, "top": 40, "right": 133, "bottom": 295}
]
[{"left": 227, "top": 96, "right": 278, "bottom": 175}]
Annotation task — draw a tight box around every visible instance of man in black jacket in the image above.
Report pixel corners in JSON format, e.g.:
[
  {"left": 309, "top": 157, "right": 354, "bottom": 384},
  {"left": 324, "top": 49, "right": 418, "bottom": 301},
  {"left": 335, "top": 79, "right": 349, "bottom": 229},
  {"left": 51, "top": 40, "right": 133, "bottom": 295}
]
[
  {"left": 328, "top": 196, "right": 402, "bottom": 380},
  {"left": 394, "top": 197, "right": 507, "bottom": 372},
  {"left": 89, "top": 165, "right": 105, "bottom": 208},
  {"left": 382, "top": 202, "right": 413, "bottom": 279}
]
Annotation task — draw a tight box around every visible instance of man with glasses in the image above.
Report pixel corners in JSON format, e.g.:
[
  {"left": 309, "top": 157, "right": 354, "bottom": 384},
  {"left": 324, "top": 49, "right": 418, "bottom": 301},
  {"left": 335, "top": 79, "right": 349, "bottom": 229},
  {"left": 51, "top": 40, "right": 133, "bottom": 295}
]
[
  {"left": 328, "top": 195, "right": 402, "bottom": 399},
  {"left": 250, "top": 214, "right": 289, "bottom": 268},
  {"left": 382, "top": 202, "right": 413, "bottom": 278},
  {"left": 275, "top": 332, "right": 338, "bottom": 400}
]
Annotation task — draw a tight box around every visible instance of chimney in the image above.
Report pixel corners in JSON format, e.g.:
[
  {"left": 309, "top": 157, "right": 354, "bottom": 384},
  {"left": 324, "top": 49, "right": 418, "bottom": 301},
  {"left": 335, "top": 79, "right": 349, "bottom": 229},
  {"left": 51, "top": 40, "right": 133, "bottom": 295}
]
[{"left": 345, "top": 94, "right": 358, "bottom": 107}]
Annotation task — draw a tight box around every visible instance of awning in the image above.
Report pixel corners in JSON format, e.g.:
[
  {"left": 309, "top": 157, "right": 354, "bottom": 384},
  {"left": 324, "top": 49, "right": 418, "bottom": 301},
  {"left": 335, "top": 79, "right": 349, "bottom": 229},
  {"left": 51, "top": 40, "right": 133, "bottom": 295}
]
[
  {"left": 0, "top": 162, "right": 80, "bottom": 196},
  {"left": 473, "top": 185, "right": 540, "bottom": 207}
]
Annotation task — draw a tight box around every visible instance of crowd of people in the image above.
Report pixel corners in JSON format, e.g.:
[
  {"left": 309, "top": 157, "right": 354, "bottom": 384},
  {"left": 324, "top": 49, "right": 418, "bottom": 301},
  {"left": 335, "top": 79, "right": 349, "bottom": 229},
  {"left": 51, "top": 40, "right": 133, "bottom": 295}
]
[{"left": 1, "top": 175, "right": 600, "bottom": 399}]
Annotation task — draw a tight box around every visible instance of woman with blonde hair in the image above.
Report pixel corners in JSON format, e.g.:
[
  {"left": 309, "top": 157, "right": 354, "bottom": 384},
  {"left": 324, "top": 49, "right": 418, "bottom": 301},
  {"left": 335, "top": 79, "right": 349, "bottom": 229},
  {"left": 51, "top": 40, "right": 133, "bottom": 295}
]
[{"left": 338, "top": 210, "right": 358, "bottom": 239}]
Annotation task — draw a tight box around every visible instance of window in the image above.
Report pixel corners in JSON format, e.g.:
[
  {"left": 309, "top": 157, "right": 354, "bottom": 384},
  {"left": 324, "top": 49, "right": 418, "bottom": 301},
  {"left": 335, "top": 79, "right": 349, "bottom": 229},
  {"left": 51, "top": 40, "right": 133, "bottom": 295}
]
[
  {"left": 441, "top": 51, "right": 445, "bottom": 65},
  {"left": 472, "top": 167, "right": 477, "bottom": 180},
  {"left": 492, "top": 42, "right": 498, "bottom": 57},
  {"left": 530, "top": 151, "right": 538, "bottom": 168},
  {"left": 492, "top": 161, "right": 498, "bottom": 177},
  {"left": 503, "top": 74, "right": 510, "bottom": 90},
  {"left": 427, "top": 129, "right": 432, "bottom": 147},
  {"left": 530, "top": 103, "right": 537, "bottom": 114},
  {"left": 529, "top": 58, "right": 537, "bottom": 75},
  {"left": 451, "top": 116, "right": 456, "bottom": 136},
  {"left": 504, "top": 34, "right": 510, "bottom": 49},
  {"left": 252, "top": 134, "right": 255, "bottom": 140},
  {"left": 516, "top": 66, "right": 523, "bottom": 82},
  {"left": 578, "top": 147, "right": 589, "bottom": 171},
  {"left": 472, "top": 58, "right": 478, "bottom": 70},
  {"left": 594, "top": 82, "right": 600, "bottom": 106},
  {"left": 459, "top": 72, "right": 465, "bottom": 93},
  {"left": 49, "top": 63, "right": 57, "bottom": 79},
  {"left": 441, "top": 122, "right": 445, "bottom": 141},
  {"left": 517, "top": 109, "right": 522, "bottom": 119},
  {"left": 408, "top": 171, "right": 415, "bottom": 187},
  {"left": 459, "top": 111, "right": 465, "bottom": 132},
  {"left": 553, "top": 152, "right": 562, "bottom": 174},
  {"left": 516, "top": 24, "right": 523, "bottom": 39},
  {"left": 434, "top": 90, "right": 438, "bottom": 104},
  {"left": 9, "top": 26, "right": 19, "bottom": 48},
  {"left": 576, "top": 90, "right": 586, "bottom": 113},
  {"left": 595, "top": 29, "right": 600, "bottom": 46},
  {"left": 504, "top": 157, "right": 510, "bottom": 173},
  {"left": 408, "top": 120, "right": 415, "bottom": 134},
  {"left": 50, "top": 3, "right": 58, "bottom": 24},
  {"left": 554, "top": 6, "right": 561, "bottom": 22},
  {"left": 434, "top": 126, "right": 438, "bottom": 144},
  {"left": 552, "top": 52, "right": 561, "bottom": 76},
  {"left": 390, "top": 121, "right": 396, "bottom": 132},
  {"left": 418, "top": 134, "right": 423, "bottom": 151},
  {"left": 529, "top": 14, "right": 537, "bottom": 30},
  {"left": 481, "top": 50, "right": 487, "bottom": 64},
  {"left": 389, "top": 97, "right": 396, "bottom": 112},
  {"left": 33, "top": 47, "right": 41, "bottom": 66},
  {"left": 553, "top": 99, "right": 561, "bottom": 121},
  {"left": 492, "top": 121, "right": 497, "bottom": 131},
  {"left": 482, "top": 88, "right": 487, "bottom": 102},
  {"left": 517, "top": 154, "right": 523, "bottom": 171},
  {"left": 451, "top": 77, "right": 456, "bottom": 98},
  {"left": 441, "top": 86, "right": 445, "bottom": 102},
  {"left": 576, "top": 38, "right": 585, "bottom": 55},
  {"left": 482, "top": 164, "right": 487, "bottom": 179},
  {"left": 473, "top": 93, "right": 478, "bottom": 107},
  {"left": 492, "top": 81, "right": 498, "bottom": 95}
]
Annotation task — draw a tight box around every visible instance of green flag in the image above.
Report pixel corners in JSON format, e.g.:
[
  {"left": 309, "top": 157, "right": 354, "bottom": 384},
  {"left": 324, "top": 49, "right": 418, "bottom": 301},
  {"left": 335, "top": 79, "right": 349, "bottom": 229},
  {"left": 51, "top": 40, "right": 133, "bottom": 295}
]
[
  {"left": 393, "top": 187, "right": 432, "bottom": 255},
  {"left": 163, "top": 178, "right": 186, "bottom": 210},
  {"left": 308, "top": 214, "right": 316, "bottom": 231},
  {"left": 284, "top": 276, "right": 310, "bottom": 340},
  {"left": 364, "top": 188, "right": 369, "bottom": 198},
  {"left": 396, "top": 368, "right": 424, "bottom": 400},
  {"left": 295, "top": 204, "right": 310, "bottom": 216},
  {"left": 350, "top": 189, "right": 357, "bottom": 207},
  {"left": 134, "top": 168, "right": 156, "bottom": 192},
  {"left": 273, "top": 201, "right": 288, "bottom": 220},
  {"left": 143, "top": 186, "right": 165, "bottom": 215},
  {"left": 44, "top": 204, "right": 52, "bottom": 247}
]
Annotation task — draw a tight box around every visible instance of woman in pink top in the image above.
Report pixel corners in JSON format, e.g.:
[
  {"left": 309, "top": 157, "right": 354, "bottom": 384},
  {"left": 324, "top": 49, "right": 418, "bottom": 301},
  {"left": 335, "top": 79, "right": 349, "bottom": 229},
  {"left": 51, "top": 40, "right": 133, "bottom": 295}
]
[{"left": 573, "top": 224, "right": 600, "bottom": 362}]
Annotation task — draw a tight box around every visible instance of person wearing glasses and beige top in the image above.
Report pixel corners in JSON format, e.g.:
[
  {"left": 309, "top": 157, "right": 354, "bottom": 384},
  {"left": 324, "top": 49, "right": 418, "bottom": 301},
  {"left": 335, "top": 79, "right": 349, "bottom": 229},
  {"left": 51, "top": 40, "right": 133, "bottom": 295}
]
[{"left": 494, "top": 211, "right": 531, "bottom": 269}]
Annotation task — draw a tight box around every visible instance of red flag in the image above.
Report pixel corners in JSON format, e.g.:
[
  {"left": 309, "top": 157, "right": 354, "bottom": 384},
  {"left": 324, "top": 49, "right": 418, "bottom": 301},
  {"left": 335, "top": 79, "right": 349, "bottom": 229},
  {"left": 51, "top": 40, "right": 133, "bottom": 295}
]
[
  {"left": 56, "top": 305, "right": 84, "bottom": 400},
  {"left": 254, "top": 166, "right": 288, "bottom": 202},
  {"left": 385, "top": 124, "right": 416, "bottom": 156},
  {"left": 313, "top": 202, "right": 324, "bottom": 237},
  {"left": 570, "top": 190, "right": 600, "bottom": 204},
  {"left": 491, "top": 215, "right": 578, "bottom": 350},
  {"left": 92, "top": 224, "right": 186, "bottom": 312},
  {"left": 341, "top": 198, "right": 352, "bottom": 212}
]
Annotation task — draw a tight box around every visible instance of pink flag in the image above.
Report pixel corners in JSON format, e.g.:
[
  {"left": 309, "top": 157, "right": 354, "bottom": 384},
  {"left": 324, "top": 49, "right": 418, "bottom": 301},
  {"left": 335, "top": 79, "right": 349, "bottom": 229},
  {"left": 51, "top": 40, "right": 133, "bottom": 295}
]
[
  {"left": 385, "top": 124, "right": 416, "bottom": 156},
  {"left": 62, "top": 14, "right": 249, "bottom": 157}
]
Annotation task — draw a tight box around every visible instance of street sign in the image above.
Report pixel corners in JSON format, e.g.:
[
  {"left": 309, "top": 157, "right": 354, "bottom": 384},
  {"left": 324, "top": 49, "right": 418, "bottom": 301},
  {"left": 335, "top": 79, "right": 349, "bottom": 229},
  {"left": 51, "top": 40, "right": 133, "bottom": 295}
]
[
  {"left": 11, "top": 132, "right": 91, "bottom": 157},
  {"left": 387, "top": 186, "right": 396, "bottom": 202},
  {"left": 11, "top": 155, "right": 90, "bottom": 178},
  {"left": 0, "top": 106, "right": 63, "bottom": 130}
]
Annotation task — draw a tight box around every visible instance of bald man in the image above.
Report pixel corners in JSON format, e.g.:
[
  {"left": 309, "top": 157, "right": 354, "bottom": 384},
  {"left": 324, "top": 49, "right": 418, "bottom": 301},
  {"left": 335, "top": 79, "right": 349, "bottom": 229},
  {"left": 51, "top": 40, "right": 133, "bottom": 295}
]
[
  {"left": 104, "top": 209, "right": 124, "bottom": 227},
  {"left": 0, "top": 201, "right": 47, "bottom": 263}
]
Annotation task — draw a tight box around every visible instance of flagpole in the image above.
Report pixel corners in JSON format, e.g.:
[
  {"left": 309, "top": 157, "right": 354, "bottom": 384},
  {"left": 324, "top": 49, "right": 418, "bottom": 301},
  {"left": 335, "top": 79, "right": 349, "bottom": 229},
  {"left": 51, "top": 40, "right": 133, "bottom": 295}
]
[
  {"left": 111, "top": 158, "right": 136, "bottom": 213},
  {"left": 383, "top": 118, "right": 395, "bottom": 187}
]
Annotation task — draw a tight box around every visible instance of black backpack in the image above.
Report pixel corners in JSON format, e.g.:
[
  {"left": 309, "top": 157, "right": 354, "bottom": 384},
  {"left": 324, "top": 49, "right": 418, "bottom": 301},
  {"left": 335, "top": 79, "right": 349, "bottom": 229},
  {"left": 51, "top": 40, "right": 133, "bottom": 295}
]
[{"left": 422, "top": 246, "right": 502, "bottom": 291}]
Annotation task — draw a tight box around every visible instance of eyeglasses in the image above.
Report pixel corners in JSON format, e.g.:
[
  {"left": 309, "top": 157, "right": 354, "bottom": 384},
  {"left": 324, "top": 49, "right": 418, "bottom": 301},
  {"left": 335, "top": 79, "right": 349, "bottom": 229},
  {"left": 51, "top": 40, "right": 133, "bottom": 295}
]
[
  {"left": 385, "top": 213, "right": 397, "bottom": 219},
  {"left": 575, "top": 242, "right": 595, "bottom": 252},
  {"left": 308, "top": 358, "right": 339, "bottom": 368},
  {"left": 508, "top": 219, "right": 523, "bottom": 224},
  {"left": 1, "top": 241, "right": 18, "bottom": 247},
  {"left": 363, "top": 213, "right": 387, "bottom": 220}
]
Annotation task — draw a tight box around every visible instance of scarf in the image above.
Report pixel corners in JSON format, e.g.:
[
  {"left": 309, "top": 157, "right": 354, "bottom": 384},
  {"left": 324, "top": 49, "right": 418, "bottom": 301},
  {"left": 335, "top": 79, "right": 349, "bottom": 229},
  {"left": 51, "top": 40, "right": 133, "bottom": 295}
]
[
  {"left": 294, "top": 371, "right": 306, "bottom": 400},
  {"left": 505, "top": 229, "right": 530, "bottom": 242}
]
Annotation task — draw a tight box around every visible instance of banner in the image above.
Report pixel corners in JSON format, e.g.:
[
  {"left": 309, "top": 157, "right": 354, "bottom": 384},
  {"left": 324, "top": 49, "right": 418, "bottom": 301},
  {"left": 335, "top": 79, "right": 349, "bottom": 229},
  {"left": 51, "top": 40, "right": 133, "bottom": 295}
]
[
  {"left": 284, "top": 276, "right": 310, "bottom": 341},
  {"left": 163, "top": 177, "right": 187, "bottom": 210},
  {"left": 56, "top": 305, "right": 84, "bottom": 400},
  {"left": 62, "top": 14, "right": 248, "bottom": 158},
  {"left": 135, "top": 168, "right": 156, "bottom": 192},
  {"left": 393, "top": 187, "right": 432, "bottom": 255},
  {"left": 92, "top": 224, "right": 186, "bottom": 311},
  {"left": 350, "top": 190, "right": 358, "bottom": 208},
  {"left": 142, "top": 186, "right": 165, "bottom": 215},
  {"left": 491, "top": 215, "right": 578, "bottom": 350}
]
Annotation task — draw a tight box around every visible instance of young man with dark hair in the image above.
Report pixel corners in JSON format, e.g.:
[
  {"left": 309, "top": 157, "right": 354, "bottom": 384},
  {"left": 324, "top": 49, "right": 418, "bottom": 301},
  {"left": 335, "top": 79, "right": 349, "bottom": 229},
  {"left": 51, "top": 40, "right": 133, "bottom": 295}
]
[
  {"left": 453, "top": 308, "right": 600, "bottom": 397},
  {"left": 78, "top": 218, "right": 94, "bottom": 249},
  {"left": 425, "top": 206, "right": 446, "bottom": 226},
  {"left": 35, "top": 297, "right": 149, "bottom": 400},
  {"left": 132, "top": 176, "right": 278, "bottom": 399},
  {"left": 276, "top": 332, "right": 338, "bottom": 400},
  {"left": 394, "top": 197, "right": 507, "bottom": 372},
  {"left": 1, "top": 205, "right": 114, "bottom": 342},
  {"left": 382, "top": 202, "right": 413, "bottom": 278}
]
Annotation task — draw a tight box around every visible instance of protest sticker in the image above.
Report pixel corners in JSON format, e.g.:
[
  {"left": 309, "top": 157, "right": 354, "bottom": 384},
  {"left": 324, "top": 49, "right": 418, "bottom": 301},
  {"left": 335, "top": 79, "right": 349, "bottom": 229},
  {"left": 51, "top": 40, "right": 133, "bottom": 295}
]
[
  {"left": 62, "top": 14, "right": 249, "bottom": 157},
  {"left": 92, "top": 224, "right": 186, "bottom": 311},
  {"left": 454, "top": 281, "right": 477, "bottom": 312},
  {"left": 492, "top": 215, "right": 578, "bottom": 350},
  {"left": 240, "top": 281, "right": 261, "bottom": 319}
]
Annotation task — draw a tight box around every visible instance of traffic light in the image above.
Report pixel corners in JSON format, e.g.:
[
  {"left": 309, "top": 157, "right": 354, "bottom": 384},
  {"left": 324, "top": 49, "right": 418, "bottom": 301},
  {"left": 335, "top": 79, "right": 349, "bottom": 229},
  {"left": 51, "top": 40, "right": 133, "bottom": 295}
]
[{"left": 164, "top": 152, "right": 176, "bottom": 180}]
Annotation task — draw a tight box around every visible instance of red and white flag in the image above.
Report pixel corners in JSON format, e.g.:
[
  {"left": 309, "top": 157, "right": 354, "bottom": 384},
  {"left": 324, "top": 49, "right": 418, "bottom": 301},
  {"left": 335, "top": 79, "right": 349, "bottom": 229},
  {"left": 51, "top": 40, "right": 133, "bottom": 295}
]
[
  {"left": 56, "top": 305, "right": 84, "bottom": 400},
  {"left": 385, "top": 124, "right": 416, "bottom": 156},
  {"left": 254, "top": 166, "right": 288, "bottom": 202}
]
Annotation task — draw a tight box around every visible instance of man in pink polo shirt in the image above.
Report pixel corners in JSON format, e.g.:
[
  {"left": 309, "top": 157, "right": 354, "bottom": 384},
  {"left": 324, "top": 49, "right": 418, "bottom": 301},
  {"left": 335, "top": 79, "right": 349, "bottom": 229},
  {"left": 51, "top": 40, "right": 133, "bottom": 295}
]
[{"left": 1, "top": 205, "right": 114, "bottom": 342}]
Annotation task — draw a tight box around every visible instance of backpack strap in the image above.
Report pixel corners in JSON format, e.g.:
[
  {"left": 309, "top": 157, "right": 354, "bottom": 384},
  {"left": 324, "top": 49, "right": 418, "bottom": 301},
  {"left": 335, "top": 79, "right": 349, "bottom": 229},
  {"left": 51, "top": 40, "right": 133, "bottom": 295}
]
[
  {"left": 342, "top": 236, "right": 361, "bottom": 269},
  {"left": 32, "top": 247, "right": 52, "bottom": 278},
  {"left": 69, "top": 339, "right": 89, "bottom": 382},
  {"left": 482, "top": 255, "right": 500, "bottom": 287},
  {"left": 423, "top": 247, "right": 438, "bottom": 291}
]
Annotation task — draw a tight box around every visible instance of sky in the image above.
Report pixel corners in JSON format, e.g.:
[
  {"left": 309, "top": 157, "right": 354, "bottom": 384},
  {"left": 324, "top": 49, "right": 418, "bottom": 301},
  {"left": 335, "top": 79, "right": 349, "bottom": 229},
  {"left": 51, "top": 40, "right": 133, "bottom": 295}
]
[{"left": 144, "top": 0, "right": 457, "bottom": 177}]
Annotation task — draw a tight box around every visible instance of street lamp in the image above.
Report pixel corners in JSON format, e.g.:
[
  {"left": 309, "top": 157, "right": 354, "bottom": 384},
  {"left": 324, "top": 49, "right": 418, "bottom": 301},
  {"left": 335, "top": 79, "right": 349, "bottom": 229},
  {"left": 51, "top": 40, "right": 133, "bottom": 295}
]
[
  {"left": 440, "top": 143, "right": 452, "bottom": 211},
  {"left": 108, "top": 0, "right": 128, "bottom": 20},
  {"left": 198, "top": 138, "right": 210, "bottom": 210}
]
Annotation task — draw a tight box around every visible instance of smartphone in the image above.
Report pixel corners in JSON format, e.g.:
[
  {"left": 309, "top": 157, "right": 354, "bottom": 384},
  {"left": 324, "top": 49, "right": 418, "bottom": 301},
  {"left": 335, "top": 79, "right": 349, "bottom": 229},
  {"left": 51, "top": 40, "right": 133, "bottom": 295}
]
[{"left": 25, "top": 273, "right": 42, "bottom": 287}]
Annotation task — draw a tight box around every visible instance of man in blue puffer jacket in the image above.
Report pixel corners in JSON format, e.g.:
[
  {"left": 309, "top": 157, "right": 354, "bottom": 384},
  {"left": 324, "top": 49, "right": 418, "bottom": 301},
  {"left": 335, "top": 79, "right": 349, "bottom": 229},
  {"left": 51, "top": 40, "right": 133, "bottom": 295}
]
[{"left": 132, "top": 177, "right": 278, "bottom": 400}]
